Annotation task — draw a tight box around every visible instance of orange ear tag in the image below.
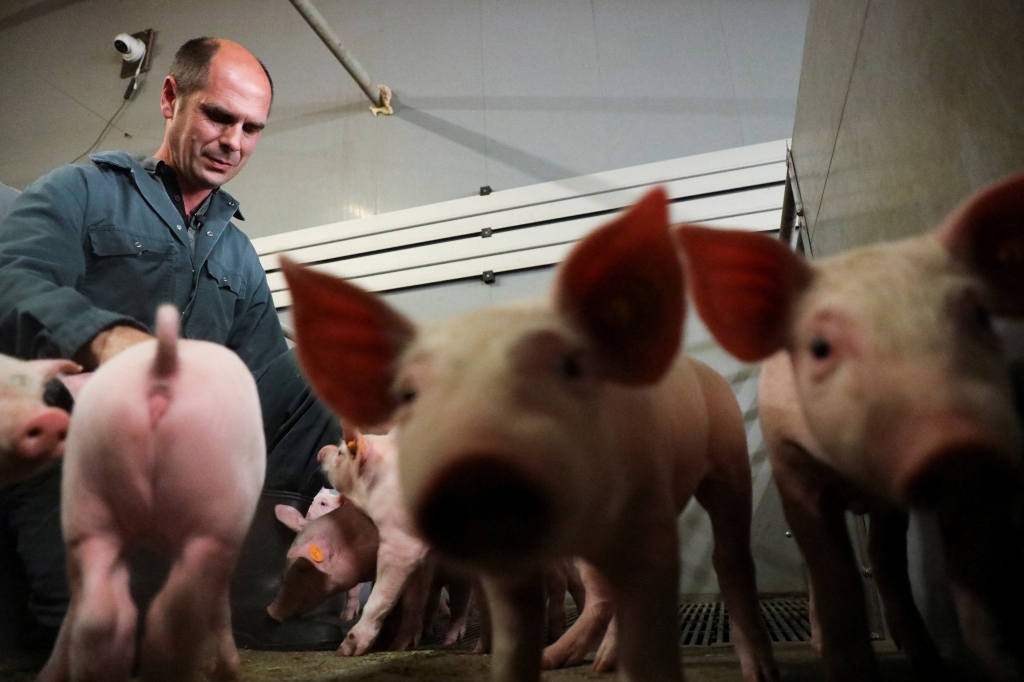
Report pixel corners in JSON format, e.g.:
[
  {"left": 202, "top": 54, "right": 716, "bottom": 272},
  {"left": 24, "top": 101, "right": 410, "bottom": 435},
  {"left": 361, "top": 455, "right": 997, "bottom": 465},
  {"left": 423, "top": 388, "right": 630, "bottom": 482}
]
[{"left": 309, "top": 544, "right": 324, "bottom": 563}]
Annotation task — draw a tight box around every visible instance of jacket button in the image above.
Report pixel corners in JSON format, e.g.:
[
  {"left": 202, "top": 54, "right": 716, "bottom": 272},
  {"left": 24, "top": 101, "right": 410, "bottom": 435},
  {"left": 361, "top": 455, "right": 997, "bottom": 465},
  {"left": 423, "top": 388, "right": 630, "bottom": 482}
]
[
  {"left": 222, "top": 277, "right": 228, "bottom": 283},
  {"left": 134, "top": 241, "right": 142, "bottom": 248},
  {"left": 176, "top": 225, "right": 182, "bottom": 230},
  {"left": 206, "top": 231, "right": 213, "bottom": 237}
]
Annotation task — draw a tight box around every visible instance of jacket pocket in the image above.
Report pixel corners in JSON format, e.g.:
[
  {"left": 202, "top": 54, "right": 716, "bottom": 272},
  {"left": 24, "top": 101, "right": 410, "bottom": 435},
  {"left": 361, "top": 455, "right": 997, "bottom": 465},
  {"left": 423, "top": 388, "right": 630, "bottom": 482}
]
[
  {"left": 89, "top": 229, "right": 173, "bottom": 261},
  {"left": 82, "top": 227, "right": 175, "bottom": 328},
  {"left": 191, "top": 258, "right": 249, "bottom": 344}
]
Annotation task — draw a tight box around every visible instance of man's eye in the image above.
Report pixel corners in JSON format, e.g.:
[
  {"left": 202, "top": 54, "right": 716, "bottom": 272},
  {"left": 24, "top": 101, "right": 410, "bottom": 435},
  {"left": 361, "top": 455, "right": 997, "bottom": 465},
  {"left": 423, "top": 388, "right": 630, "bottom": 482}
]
[{"left": 398, "top": 387, "right": 417, "bottom": 404}]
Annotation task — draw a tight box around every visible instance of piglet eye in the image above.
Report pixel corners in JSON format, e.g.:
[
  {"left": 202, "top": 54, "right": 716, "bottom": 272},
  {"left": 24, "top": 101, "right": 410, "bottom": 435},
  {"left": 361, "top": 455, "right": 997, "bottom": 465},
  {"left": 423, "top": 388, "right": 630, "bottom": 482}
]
[
  {"left": 810, "top": 337, "right": 831, "bottom": 359},
  {"left": 560, "top": 355, "right": 583, "bottom": 379}
]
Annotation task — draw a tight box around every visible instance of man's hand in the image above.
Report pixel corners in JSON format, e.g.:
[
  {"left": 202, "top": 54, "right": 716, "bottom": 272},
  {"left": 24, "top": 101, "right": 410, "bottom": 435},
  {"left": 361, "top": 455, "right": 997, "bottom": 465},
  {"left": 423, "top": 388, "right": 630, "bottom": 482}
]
[{"left": 75, "top": 326, "right": 154, "bottom": 369}]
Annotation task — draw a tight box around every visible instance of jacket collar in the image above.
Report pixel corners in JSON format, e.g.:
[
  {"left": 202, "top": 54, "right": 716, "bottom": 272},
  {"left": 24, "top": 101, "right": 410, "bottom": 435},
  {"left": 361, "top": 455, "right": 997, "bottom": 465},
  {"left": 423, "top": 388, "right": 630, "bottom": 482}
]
[{"left": 90, "top": 151, "right": 245, "bottom": 221}]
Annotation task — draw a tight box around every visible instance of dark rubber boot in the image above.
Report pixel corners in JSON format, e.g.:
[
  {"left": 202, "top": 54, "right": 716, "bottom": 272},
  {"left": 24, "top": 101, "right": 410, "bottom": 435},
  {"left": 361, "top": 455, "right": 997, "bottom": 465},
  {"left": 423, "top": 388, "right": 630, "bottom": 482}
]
[{"left": 230, "top": 489, "right": 346, "bottom": 651}]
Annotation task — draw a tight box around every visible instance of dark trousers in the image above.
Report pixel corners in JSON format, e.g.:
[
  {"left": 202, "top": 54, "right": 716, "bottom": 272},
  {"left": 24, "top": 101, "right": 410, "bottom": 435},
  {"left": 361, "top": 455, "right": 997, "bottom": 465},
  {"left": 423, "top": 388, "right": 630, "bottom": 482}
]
[{"left": 0, "top": 349, "right": 340, "bottom": 649}]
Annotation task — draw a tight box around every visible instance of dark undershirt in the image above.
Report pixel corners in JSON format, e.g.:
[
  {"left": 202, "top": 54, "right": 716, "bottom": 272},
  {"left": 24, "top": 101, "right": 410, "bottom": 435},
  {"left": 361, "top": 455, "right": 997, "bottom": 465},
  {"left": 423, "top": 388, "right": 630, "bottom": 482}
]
[{"left": 148, "top": 160, "right": 215, "bottom": 253}]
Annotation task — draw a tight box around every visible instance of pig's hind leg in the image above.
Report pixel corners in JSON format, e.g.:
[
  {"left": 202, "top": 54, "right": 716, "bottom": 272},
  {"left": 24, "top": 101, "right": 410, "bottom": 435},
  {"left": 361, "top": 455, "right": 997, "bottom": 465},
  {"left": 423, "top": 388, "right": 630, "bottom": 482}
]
[
  {"left": 138, "top": 536, "right": 238, "bottom": 682},
  {"left": 695, "top": 473, "right": 779, "bottom": 682},
  {"left": 39, "top": 534, "right": 137, "bottom": 682}
]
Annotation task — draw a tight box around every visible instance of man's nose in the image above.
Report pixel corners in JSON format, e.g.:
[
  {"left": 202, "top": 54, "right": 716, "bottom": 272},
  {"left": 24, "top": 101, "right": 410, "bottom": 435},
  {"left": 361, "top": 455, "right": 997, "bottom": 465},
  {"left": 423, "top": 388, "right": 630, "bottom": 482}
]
[{"left": 219, "top": 124, "right": 242, "bottom": 152}]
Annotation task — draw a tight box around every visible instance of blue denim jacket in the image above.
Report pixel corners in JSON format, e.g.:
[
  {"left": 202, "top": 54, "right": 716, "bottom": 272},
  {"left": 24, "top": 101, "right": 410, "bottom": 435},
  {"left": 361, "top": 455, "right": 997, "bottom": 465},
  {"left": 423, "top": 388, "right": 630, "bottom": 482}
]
[{"left": 0, "top": 151, "right": 286, "bottom": 371}]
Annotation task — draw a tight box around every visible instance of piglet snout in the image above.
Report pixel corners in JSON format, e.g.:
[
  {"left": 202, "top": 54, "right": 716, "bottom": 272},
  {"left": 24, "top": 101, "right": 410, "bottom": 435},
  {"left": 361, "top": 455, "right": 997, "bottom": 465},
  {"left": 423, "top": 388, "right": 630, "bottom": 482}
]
[
  {"left": 16, "top": 408, "right": 70, "bottom": 460},
  {"left": 903, "top": 444, "right": 1023, "bottom": 511},
  {"left": 417, "top": 457, "right": 553, "bottom": 569}
]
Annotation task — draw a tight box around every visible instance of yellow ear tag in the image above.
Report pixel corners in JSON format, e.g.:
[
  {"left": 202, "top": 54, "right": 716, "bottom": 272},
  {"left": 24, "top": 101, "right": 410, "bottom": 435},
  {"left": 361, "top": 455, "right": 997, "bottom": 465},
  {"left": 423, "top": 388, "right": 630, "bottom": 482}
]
[{"left": 309, "top": 544, "right": 324, "bottom": 563}]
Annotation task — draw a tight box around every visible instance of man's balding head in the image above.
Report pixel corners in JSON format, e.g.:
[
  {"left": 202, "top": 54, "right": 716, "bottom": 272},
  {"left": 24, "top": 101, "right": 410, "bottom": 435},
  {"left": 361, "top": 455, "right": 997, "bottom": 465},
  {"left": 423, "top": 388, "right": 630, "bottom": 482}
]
[{"left": 169, "top": 38, "right": 273, "bottom": 108}]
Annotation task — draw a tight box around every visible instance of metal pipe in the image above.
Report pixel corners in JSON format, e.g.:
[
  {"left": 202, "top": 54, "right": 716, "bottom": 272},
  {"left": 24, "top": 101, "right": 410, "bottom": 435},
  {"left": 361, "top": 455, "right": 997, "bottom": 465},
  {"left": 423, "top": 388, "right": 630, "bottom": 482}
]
[{"left": 287, "top": 0, "right": 389, "bottom": 111}]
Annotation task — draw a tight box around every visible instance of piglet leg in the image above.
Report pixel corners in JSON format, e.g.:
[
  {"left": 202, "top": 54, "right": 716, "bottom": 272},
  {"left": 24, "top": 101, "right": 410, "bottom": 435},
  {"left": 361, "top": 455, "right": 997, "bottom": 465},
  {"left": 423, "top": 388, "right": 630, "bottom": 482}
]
[
  {"left": 542, "top": 560, "right": 613, "bottom": 669},
  {"left": 544, "top": 562, "right": 570, "bottom": 641},
  {"left": 935, "top": 469, "right": 1024, "bottom": 682},
  {"left": 207, "top": 590, "right": 242, "bottom": 681},
  {"left": 480, "top": 570, "right": 545, "bottom": 682},
  {"left": 696, "top": 474, "right": 779, "bottom": 682},
  {"left": 338, "top": 548, "right": 425, "bottom": 656},
  {"left": 473, "top": 576, "right": 492, "bottom": 654},
  {"left": 40, "top": 534, "right": 137, "bottom": 682},
  {"left": 774, "top": 445, "right": 882, "bottom": 682},
  {"left": 342, "top": 584, "right": 364, "bottom": 621},
  {"left": 444, "top": 576, "right": 473, "bottom": 644},
  {"left": 602, "top": 512, "right": 683, "bottom": 682},
  {"left": 866, "top": 506, "right": 944, "bottom": 677},
  {"left": 138, "top": 537, "right": 237, "bottom": 682},
  {"left": 388, "top": 560, "right": 434, "bottom": 650}
]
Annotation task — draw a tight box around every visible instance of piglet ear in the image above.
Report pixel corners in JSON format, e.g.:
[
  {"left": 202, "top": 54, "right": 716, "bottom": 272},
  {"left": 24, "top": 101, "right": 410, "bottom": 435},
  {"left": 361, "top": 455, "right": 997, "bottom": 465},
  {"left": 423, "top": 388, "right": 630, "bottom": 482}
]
[
  {"left": 274, "top": 504, "right": 307, "bottom": 533},
  {"left": 554, "top": 187, "right": 684, "bottom": 385},
  {"left": 675, "top": 226, "right": 812, "bottom": 362},
  {"left": 282, "top": 258, "right": 416, "bottom": 427},
  {"left": 937, "top": 173, "right": 1024, "bottom": 316},
  {"left": 27, "top": 359, "right": 81, "bottom": 381}
]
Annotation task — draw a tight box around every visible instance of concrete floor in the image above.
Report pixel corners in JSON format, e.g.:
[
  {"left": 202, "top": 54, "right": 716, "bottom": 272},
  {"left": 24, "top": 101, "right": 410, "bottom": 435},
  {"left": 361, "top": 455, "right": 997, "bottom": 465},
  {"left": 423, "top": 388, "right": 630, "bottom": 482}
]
[{"left": 0, "top": 641, "right": 922, "bottom": 682}]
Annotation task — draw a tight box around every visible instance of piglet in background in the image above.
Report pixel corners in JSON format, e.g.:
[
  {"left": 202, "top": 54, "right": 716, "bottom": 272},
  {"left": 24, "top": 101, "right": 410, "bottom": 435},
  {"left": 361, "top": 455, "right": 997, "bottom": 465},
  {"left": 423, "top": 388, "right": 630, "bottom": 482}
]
[
  {"left": 38, "top": 306, "right": 265, "bottom": 682},
  {"left": 283, "top": 188, "right": 779, "bottom": 682},
  {"left": 267, "top": 501, "right": 379, "bottom": 625},
  {"left": 0, "top": 353, "right": 80, "bottom": 487},
  {"left": 273, "top": 486, "right": 368, "bottom": 621},
  {"left": 275, "top": 485, "right": 346, "bottom": 528},
  {"left": 676, "top": 173, "right": 1024, "bottom": 682},
  {"left": 318, "top": 430, "right": 434, "bottom": 654}
]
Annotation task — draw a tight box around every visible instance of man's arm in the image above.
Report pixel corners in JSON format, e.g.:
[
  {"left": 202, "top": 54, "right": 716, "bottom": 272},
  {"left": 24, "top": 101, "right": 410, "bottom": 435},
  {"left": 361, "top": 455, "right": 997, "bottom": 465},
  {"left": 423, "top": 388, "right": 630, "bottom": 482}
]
[{"left": 0, "top": 166, "right": 149, "bottom": 367}]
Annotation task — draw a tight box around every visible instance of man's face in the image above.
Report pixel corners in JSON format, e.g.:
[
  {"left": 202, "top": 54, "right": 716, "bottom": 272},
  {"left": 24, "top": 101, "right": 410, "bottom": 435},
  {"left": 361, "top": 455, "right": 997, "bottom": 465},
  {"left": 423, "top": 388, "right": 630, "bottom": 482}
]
[{"left": 161, "top": 49, "right": 271, "bottom": 191}]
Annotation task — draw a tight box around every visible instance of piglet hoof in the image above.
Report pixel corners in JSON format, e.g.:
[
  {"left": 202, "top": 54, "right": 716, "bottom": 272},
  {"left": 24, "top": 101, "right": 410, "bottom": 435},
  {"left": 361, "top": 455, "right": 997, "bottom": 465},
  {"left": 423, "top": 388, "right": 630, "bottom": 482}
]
[
  {"left": 443, "top": 620, "right": 467, "bottom": 645},
  {"left": 592, "top": 637, "right": 617, "bottom": 672},
  {"left": 336, "top": 629, "right": 374, "bottom": 656},
  {"left": 207, "top": 653, "right": 241, "bottom": 682}
]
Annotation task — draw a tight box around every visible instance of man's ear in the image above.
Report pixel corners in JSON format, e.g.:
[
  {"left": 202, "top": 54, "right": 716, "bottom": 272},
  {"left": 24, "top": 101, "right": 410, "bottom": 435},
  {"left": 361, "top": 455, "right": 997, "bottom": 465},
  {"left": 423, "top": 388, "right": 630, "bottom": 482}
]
[
  {"left": 675, "top": 225, "right": 812, "bottom": 362},
  {"left": 937, "top": 173, "right": 1024, "bottom": 316},
  {"left": 159, "top": 76, "right": 179, "bottom": 120},
  {"left": 282, "top": 258, "right": 415, "bottom": 427},
  {"left": 553, "top": 187, "right": 685, "bottom": 385}
]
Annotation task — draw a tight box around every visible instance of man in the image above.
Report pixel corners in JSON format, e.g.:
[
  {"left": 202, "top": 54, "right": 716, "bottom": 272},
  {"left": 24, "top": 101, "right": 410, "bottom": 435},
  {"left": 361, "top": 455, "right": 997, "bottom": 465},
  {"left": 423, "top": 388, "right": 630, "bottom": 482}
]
[{"left": 0, "top": 38, "right": 344, "bottom": 652}]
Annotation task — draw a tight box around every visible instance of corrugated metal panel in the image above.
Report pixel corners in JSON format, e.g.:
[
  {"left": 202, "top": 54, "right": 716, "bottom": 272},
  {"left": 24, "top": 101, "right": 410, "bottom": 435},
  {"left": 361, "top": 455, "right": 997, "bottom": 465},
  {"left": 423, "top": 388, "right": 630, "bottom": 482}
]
[{"left": 256, "top": 140, "right": 789, "bottom": 309}]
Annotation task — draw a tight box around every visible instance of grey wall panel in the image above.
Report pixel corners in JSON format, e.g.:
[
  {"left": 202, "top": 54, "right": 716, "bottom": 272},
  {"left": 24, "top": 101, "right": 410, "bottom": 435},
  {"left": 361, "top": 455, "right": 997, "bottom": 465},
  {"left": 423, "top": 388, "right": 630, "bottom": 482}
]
[
  {"left": 715, "top": 0, "right": 811, "bottom": 151},
  {"left": 788, "top": 0, "right": 869, "bottom": 242},
  {"left": 592, "top": 0, "right": 743, "bottom": 171},
  {"left": 478, "top": 0, "right": 610, "bottom": 189},
  {"left": 1, "top": 0, "right": 810, "bottom": 241},
  {"left": 793, "top": 0, "right": 1024, "bottom": 258}
]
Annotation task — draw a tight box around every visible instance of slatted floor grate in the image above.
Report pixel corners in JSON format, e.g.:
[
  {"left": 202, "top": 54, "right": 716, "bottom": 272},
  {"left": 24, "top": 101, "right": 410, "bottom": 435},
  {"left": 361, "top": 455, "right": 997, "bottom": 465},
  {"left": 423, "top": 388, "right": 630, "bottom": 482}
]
[
  {"left": 679, "top": 597, "right": 812, "bottom": 646},
  {"left": 421, "top": 596, "right": 811, "bottom": 650}
]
